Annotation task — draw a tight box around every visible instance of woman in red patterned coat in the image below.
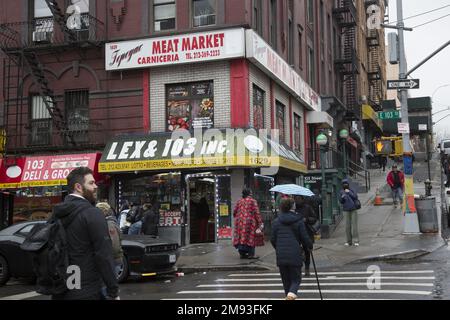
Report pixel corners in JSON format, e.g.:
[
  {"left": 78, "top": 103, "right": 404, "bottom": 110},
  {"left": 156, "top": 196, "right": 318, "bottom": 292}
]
[{"left": 233, "top": 188, "right": 264, "bottom": 259}]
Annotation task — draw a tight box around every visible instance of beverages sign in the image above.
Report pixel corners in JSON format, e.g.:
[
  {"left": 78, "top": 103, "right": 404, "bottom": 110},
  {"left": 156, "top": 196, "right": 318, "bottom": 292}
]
[{"left": 105, "top": 28, "right": 245, "bottom": 71}]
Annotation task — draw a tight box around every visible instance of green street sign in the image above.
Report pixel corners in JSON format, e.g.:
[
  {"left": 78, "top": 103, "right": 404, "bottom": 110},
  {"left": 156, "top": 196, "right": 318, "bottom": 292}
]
[{"left": 378, "top": 111, "right": 401, "bottom": 120}]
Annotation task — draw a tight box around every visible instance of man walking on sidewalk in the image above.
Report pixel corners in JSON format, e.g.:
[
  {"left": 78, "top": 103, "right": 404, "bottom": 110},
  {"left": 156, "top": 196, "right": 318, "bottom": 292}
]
[{"left": 387, "top": 164, "right": 405, "bottom": 209}]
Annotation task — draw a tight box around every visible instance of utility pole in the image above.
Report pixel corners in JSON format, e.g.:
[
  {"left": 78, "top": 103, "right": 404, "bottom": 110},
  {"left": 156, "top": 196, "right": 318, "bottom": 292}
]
[{"left": 397, "top": 0, "right": 420, "bottom": 233}]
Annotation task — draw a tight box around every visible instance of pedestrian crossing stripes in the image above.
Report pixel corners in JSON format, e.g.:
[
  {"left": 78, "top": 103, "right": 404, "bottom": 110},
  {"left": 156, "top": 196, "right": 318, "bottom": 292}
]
[{"left": 164, "top": 269, "right": 436, "bottom": 300}]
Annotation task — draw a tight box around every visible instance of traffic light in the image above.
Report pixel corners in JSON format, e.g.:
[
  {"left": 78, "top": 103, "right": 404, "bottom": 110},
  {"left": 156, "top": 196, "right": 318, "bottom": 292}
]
[{"left": 375, "top": 140, "right": 392, "bottom": 155}]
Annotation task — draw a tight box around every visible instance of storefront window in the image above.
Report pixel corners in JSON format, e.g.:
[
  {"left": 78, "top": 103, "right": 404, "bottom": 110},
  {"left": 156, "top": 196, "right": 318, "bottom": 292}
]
[
  {"left": 253, "top": 85, "right": 265, "bottom": 130},
  {"left": 252, "top": 174, "right": 274, "bottom": 237},
  {"left": 13, "top": 186, "right": 64, "bottom": 224},
  {"left": 120, "top": 173, "right": 183, "bottom": 226},
  {"left": 166, "top": 81, "right": 214, "bottom": 131}
]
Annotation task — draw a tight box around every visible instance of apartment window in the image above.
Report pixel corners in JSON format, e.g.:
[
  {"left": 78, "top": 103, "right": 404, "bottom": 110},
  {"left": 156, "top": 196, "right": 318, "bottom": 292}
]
[
  {"left": 65, "top": 90, "right": 89, "bottom": 144},
  {"left": 193, "top": 0, "right": 216, "bottom": 27},
  {"left": 288, "top": 0, "right": 294, "bottom": 65},
  {"left": 270, "top": 0, "right": 277, "bottom": 50},
  {"left": 30, "top": 95, "right": 52, "bottom": 146},
  {"left": 154, "top": 0, "right": 176, "bottom": 31},
  {"left": 307, "top": 46, "right": 315, "bottom": 87},
  {"left": 253, "top": 0, "right": 263, "bottom": 35},
  {"left": 166, "top": 81, "right": 214, "bottom": 131},
  {"left": 307, "top": 0, "right": 314, "bottom": 25},
  {"left": 294, "top": 113, "right": 302, "bottom": 154},
  {"left": 253, "top": 85, "right": 265, "bottom": 130},
  {"left": 276, "top": 101, "right": 285, "bottom": 144},
  {"left": 33, "top": 0, "right": 53, "bottom": 42}
]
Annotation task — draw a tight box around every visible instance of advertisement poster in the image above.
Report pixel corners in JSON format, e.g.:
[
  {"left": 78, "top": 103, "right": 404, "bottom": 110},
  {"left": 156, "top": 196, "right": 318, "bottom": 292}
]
[
  {"left": 219, "top": 203, "right": 229, "bottom": 217},
  {"left": 159, "top": 211, "right": 183, "bottom": 226},
  {"left": 218, "top": 226, "right": 232, "bottom": 239},
  {"left": 167, "top": 82, "right": 214, "bottom": 131}
]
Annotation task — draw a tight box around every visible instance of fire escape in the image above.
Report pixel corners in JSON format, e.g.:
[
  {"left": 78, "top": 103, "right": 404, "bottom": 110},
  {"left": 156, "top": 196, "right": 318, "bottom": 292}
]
[
  {"left": 366, "top": 1, "right": 383, "bottom": 110},
  {"left": 0, "top": 0, "right": 105, "bottom": 154},
  {"left": 333, "top": 0, "right": 360, "bottom": 121}
]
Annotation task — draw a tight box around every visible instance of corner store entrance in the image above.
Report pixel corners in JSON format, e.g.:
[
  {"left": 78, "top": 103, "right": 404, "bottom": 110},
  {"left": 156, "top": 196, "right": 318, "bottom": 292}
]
[{"left": 186, "top": 173, "right": 232, "bottom": 244}]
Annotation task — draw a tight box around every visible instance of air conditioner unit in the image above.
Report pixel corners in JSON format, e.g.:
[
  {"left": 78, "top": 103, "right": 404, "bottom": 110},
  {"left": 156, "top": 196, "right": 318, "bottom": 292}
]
[{"left": 32, "top": 31, "right": 52, "bottom": 43}]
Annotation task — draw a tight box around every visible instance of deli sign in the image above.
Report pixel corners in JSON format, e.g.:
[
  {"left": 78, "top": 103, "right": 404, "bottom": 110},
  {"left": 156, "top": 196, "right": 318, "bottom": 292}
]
[{"left": 106, "top": 28, "right": 245, "bottom": 71}]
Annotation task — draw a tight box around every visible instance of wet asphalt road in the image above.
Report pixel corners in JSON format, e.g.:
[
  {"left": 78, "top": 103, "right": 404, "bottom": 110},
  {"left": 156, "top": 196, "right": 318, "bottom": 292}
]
[{"left": 1, "top": 244, "right": 450, "bottom": 301}]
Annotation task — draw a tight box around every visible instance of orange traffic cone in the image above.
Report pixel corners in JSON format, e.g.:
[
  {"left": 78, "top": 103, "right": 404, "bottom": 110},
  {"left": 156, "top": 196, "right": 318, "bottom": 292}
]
[{"left": 374, "top": 188, "right": 383, "bottom": 206}]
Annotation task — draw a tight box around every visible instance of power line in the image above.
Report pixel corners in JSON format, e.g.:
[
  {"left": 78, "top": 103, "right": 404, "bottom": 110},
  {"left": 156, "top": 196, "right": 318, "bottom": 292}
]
[
  {"left": 412, "top": 12, "right": 450, "bottom": 29},
  {"left": 388, "top": 4, "right": 450, "bottom": 25}
]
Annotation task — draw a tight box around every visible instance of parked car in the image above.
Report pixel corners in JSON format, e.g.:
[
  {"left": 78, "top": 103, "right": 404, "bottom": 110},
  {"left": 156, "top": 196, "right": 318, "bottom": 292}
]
[
  {"left": 0, "top": 221, "right": 180, "bottom": 286},
  {"left": 439, "top": 139, "right": 450, "bottom": 156}
]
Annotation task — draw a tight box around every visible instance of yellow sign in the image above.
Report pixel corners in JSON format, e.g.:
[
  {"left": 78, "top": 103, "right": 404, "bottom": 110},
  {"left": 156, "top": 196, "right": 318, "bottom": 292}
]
[
  {"left": 99, "top": 156, "right": 308, "bottom": 174},
  {"left": 0, "top": 128, "right": 5, "bottom": 153},
  {"left": 362, "top": 104, "right": 383, "bottom": 130},
  {"left": 219, "top": 204, "right": 229, "bottom": 217}
]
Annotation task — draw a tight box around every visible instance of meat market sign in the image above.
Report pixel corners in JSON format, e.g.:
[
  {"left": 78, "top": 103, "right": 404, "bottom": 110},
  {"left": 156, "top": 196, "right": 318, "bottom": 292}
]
[{"left": 105, "top": 28, "right": 245, "bottom": 71}]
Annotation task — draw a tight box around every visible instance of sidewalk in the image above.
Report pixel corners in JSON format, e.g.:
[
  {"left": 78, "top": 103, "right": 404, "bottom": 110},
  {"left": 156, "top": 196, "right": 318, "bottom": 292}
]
[{"left": 176, "top": 158, "right": 447, "bottom": 273}]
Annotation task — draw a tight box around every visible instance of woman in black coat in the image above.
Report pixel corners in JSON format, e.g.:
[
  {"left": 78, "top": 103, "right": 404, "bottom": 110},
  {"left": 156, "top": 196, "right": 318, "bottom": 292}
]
[
  {"left": 271, "top": 197, "right": 313, "bottom": 300},
  {"left": 294, "top": 195, "right": 319, "bottom": 276}
]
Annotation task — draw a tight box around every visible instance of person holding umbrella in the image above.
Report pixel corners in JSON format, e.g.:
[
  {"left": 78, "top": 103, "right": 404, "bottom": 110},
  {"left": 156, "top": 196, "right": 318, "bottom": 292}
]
[{"left": 271, "top": 196, "right": 313, "bottom": 300}]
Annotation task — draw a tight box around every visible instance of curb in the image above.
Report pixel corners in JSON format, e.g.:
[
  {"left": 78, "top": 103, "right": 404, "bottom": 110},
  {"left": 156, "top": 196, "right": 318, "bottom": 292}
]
[{"left": 350, "top": 243, "right": 447, "bottom": 264}]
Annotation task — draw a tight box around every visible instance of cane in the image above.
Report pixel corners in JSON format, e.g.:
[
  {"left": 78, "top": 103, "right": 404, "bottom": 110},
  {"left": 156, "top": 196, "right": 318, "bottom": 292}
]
[{"left": 310, "top": 251, "right": 323, "bottom": 300}]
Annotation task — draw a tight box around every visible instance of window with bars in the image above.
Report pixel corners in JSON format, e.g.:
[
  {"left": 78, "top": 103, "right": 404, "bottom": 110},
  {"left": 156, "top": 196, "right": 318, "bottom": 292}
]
[
  {"left": 33, "top": 0, "right": 54, "bottom": 42},
  {"left": 253, "top": 85, "right": 265, "bottom": 130},
  {"left": 65, "top": 90, "right": 89, "bottom": 144},
  {"left": 276, "top": 101, "right": 285, "bottom": 144},
  {"left": 193, "top": 0, "right": 216, "bottom": 27},
  {"left": 29, "top": 95, "right": 52, "bottom": 146},
  {"left": 294, "top": 113, "right": 302, "bottom": 154},
  {"left": 154, "top": 0, "right": 176, "bottom": 31}
]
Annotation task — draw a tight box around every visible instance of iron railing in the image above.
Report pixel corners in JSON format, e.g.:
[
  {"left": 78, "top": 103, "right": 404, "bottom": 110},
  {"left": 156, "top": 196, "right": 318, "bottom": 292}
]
[{"left": 0, "top": 13, "right": 105, "bottom": 52}]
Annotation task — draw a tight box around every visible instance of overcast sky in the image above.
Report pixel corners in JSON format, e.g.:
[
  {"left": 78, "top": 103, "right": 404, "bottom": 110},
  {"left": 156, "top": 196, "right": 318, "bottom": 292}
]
[{"left": 386, "top": 0, "right": 450, "bottom": 139}]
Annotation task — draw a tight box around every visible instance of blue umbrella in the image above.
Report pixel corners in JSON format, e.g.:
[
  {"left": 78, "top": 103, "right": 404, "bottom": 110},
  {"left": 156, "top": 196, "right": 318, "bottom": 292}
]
[{"left": 270, "top": 184, "right": 315, "bottom": 197}]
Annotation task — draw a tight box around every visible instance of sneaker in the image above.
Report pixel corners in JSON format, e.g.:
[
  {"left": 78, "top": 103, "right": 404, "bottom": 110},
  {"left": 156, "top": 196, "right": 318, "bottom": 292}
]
[
  {"left": 344, "top": 242, "right": 351, "bottom": 246},
  {"left": 286, "top": 292, "right": 297, "bottom": 300},
  {"left": 354, "top": 242, "right": 360, "bottom": 247}
]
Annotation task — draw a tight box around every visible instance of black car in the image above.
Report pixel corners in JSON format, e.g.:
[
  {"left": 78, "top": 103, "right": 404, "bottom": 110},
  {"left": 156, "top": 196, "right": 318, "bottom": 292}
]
[{"left": 0, "top": 221, "right": 180, "bottom": 285}]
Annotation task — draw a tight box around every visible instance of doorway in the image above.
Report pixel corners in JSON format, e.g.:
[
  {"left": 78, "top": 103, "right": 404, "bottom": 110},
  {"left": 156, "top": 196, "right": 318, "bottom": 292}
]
[{"left": 187, "top": 175, "right": 216, "bottom": 244}]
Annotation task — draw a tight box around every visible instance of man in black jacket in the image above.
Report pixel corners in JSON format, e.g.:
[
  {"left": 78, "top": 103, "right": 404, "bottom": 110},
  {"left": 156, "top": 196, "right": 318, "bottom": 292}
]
[{"left": 52, "top": 167, "right": 119, "bottom": 300}]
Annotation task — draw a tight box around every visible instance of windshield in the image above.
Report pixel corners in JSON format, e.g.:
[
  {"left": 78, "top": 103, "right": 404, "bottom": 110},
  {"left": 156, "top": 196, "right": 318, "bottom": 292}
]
[{"left": 444, "top": 142, "right": 450, "bottom": 148}]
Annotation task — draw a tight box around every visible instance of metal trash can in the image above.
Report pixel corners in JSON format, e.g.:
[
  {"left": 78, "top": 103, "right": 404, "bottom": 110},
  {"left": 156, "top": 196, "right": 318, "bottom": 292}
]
[{"left": 415, "top": 197, "right": 439, "bottom": 233}]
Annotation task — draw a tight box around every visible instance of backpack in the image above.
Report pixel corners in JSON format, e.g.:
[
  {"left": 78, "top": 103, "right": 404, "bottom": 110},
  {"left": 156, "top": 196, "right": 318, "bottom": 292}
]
[{"left": 20, "top": 213, "right": 77, "bottom": 296}]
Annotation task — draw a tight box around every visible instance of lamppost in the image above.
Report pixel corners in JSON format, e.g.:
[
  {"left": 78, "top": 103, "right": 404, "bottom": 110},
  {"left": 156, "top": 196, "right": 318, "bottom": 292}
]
[
  {"left": 339, "top": 129, "right": 349, "bottom": 177},
  {"left": 316, "top": 132, "right": 330, "bottom": 225},
  {"left": 432, "top": 84, "right": 450, "bottom": 103}
]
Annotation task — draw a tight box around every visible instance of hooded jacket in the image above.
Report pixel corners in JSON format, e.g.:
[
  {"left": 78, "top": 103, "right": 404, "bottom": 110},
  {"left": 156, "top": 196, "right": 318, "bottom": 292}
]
[
  {"left": 52, "top": 195, "right": 119, "bottom": 299},
  {"left": 340, "top": 180, "right": 359, "bottom": 211},
  {"left": 271, "top": 211, "right": 313, "bottom": 267}
]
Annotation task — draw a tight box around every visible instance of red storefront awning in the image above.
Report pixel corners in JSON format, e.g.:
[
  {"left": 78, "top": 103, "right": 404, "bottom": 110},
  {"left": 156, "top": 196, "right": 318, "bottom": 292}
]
[{"left": 0, "top": 153, "right": 102, "bottom": 189}]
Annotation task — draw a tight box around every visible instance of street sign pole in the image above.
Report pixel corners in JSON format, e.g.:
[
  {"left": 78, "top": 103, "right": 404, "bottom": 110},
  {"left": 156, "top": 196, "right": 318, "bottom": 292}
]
[{"left": 397, "top": 0, "right": 420, "bottom": 234}]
